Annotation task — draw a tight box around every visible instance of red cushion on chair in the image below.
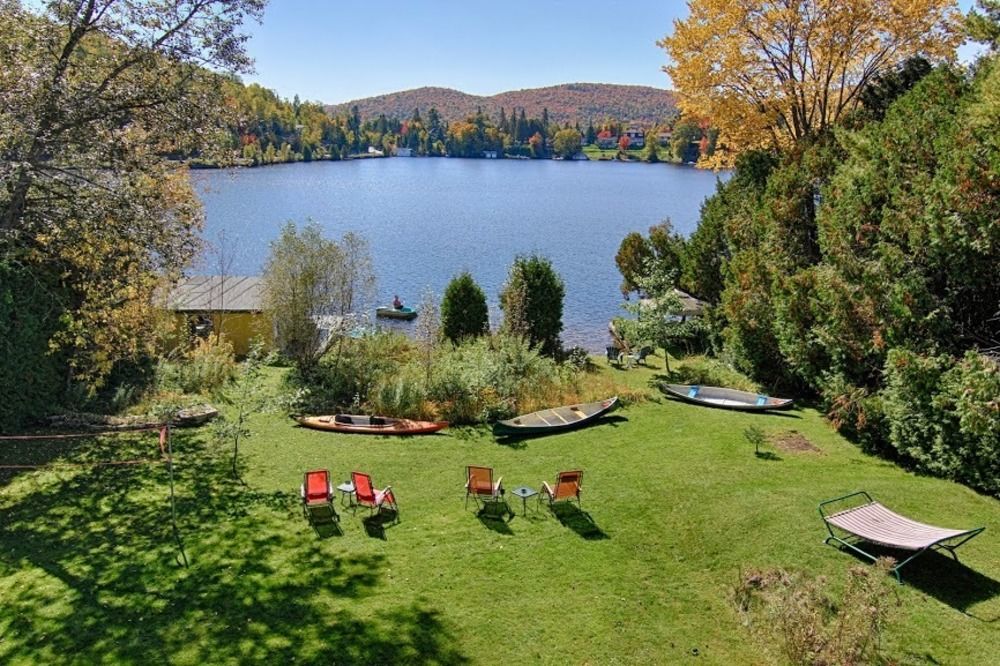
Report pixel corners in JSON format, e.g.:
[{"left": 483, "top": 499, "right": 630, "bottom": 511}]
[
  {"left": 306, "top": 471, "right": 329, "bottom": 502},
  {"left": 352, "top": 472, "right": 375, "bottom": 504}
]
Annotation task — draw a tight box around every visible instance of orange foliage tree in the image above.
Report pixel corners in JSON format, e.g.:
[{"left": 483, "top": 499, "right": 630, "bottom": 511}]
[{"left": 659, "top": 0, "right": 962, "bottom": 165}]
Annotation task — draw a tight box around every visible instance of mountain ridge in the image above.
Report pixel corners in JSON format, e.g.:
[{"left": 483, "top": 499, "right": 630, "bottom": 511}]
[{"left": 326, "top": 83, "right": 677, "bottom": 125}]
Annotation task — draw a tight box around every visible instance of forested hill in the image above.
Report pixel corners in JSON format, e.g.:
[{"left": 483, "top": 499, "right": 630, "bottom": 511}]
[{"left": 326, "top": 83, "right": 676, "bottom": 124}]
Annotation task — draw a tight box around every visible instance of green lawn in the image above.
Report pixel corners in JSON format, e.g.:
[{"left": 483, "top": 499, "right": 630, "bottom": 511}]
[{"left": 1, "top": 359, "right": 998, "bottom": 664}]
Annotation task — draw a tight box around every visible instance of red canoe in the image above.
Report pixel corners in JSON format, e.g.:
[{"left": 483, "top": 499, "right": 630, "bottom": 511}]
[{"left": 295, "top": 413, "right": 448, "bottom": 435}]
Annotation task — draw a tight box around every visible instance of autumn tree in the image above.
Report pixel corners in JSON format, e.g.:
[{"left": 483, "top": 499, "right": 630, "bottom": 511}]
[
  {"left": 660, "top": 0, "right": 961, "bottom": 165},
  {"left": 0, "top": 0, "right": 264, "bottom": 390},
  {"left": 552, "top": 128, "right": 582, "bottom": 158},
  {"left": 262, "top": 223, "right": 375, "bottom": 369}
]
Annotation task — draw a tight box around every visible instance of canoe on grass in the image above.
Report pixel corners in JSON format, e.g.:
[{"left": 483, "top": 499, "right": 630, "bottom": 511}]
[
  {"left": 376, "top": 306, "right": 418, "bottom": 321},
  {"left": 661, "top": 384, "right": 794, "bottom": 411},
  {"left": 295, "top": 414, "right": 448, "bottom": 435},
  {"left": 493, "top": 397, "right": 619, "bottom": 437}
]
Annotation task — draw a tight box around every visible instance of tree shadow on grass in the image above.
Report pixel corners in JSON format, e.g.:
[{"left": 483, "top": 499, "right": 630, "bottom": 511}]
[
  {"left": 549, "top": 503, "right": 609, "bottom": 540},
  {"left": 754, "top": 451, "right": 783, "bottom": 461},
  {"left": 0, "top": 429, "right": 469, "bottom": 664},
  {"left": 832, "top": 543, "right": 1000, "bottom": 621}
]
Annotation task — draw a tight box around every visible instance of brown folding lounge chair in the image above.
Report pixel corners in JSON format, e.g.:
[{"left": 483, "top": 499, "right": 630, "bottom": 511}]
[
  {"left": 465, "top": 465, "right": 503, "bottom": 509},
  {"left": 542, "top": 470, "right": 583, "bottom": 508},
  {"left": 819, "top": 491, "right": 985, "bottom": 583},
  {"left": 300, "top": 469, "right": 338, "bottom": 524},
  {"left": 351, "top": 471, "right": 398, "bottom": 521}
]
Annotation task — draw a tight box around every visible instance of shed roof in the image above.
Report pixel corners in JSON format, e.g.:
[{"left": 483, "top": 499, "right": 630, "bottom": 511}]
[
  {"left": 639, "top": 289, "right": 707, "bottom": 317},
  {"left": 168, "top": 275, "right": 263, "bottom": 312}
]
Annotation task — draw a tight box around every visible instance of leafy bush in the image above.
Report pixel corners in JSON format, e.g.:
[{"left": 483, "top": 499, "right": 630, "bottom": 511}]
[
  {"left": 369, "top": 370, "right": 433, "bottom": 420},
  {"left": 289, "top": 331, "right": 413, "bottom": 413},
  {"left": 665, "top": 357, "right": 760, "bottom": 393},
  {"left": 882, "top": 349, "right": 1000, "bottom": 495},
  {"left": 428, "top": 335, "right": 566, "bottom": 423},
  {"left": 441, "top": 271, "right": 489, "bottom": 342},
  {"left": 733, "top": 559, "right": 898, "bottom": 665},
  {"left": 0, "top": 261, "right": 67, "bottom": 431},
  {"left": 157, "top": 335, "right": 237, "bottom": 396}
]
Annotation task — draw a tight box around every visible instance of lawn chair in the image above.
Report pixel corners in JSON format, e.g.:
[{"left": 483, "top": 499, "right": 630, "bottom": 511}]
[
  {"left": 819, "top": 491, "right": 985, "bottom": 583},
  {"left": 300, "top": 469, "right": 338, "bottom": 524},
  {"left": 465, "top": 465, "right": 503, "bottom": 509},
  {"left": 542, "top": 470, "right": 583, "bottom": 508},
  {"left": 627, "top": 345, "right": 653, "bottom": 366},
  {"left": 351, "top": 471, "right": 398, "bottom": 521},
  {"left": 605, "top": 345, "right": 623, "bottom": 367}
]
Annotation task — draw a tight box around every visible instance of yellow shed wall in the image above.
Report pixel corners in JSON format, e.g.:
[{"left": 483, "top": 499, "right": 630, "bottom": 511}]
[{"left": 169, "top": 311, "right": 272, "bottom": 357}]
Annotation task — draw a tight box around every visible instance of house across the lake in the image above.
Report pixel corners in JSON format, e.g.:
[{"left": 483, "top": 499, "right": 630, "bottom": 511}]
[{"left": 165, "top": 275, "right": 271, "bottom": 356}]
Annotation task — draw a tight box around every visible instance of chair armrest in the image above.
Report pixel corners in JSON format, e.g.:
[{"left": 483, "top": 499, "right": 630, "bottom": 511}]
[
  {"left": 300, "top": 484, "right": 305, "bottom": 500},
  {"left": 495, "top": 476, "right": 503, "bottom": 494},
  {"left": 541, "top": 481, "right": 554, "bottom": 497}
]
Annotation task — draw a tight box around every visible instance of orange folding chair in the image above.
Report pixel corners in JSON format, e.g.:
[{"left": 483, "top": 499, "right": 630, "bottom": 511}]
[
  {"left": 542, "top": 470, "right": 583, "bottom": 508},
  {"left": 300, "top": 469, "right": 339, "bottom": 523},
  {"left": 351, "top": 471, "right": 399, "bottom": 521},
  {"left": 465, "top": 465, "right": 503, "bottom": 509}
]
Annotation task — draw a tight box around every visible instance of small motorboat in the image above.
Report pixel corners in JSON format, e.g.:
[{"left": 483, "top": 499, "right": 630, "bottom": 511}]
[
  {"left": 493, "top": 397, "right": 619, "bottom": 437},
  {"left": 661, "top": 384, "right": 793, "bottom": 411},
  {"left": 376, "top": 306, "right": 418, "bottom": 321},
  {"left": 295, "top": 413, "right": 447, "bottom": 435}
]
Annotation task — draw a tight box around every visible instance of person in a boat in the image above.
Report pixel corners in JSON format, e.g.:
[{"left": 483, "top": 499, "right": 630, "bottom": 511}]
[{"left": 393, "top": 294, "right": 403, "bottom": 309}]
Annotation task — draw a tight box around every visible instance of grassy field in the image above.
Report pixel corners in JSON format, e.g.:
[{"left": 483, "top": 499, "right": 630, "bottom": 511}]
[{"left": 1, "top": 358, "right": 998, "bottom": 664}]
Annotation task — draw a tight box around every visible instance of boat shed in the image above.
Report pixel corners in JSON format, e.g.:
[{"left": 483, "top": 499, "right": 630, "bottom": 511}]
[{"left": 166, "top": 276, "right": 271, "bottom": 355}]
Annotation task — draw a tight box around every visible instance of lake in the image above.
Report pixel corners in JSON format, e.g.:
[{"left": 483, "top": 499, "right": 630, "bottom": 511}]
[{"left": 191, "top": 157, "right": 725, "bottom": 351}]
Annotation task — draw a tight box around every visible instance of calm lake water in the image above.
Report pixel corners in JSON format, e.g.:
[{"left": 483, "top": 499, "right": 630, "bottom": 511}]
[{"left": 191, "top": 158, "right": 726, "bottom": 351}]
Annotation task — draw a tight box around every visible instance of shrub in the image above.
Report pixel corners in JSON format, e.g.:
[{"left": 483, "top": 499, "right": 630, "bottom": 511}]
[
  {"left": 288, "top": 331, "right": 413, "bottom": 413},
  {"left": 0, "top": 261, "right": 66, "bottom": 431},
  {"left": 882, "top": 349, "right": 1000, "bottom": 494},
  {"left": 157, "top": 335, "right": 237, "bottom": 396},
  {"left": 665, "top": 357, "right": 760, "bottom": 393},
  {"left": 441, "top": 271, "right": 488, "bottom": 343},
  {"left": 733, "top": 559, "right": 898, "bottom": 665},
  {"left": 499, "top": 254, "right": 564, "bottom": 357},
  {"left": 369, "top": 371, "right": 432, "bottom": 420},
  {"left": 427, "top": 335, "right": 569, "bottom": 424}
]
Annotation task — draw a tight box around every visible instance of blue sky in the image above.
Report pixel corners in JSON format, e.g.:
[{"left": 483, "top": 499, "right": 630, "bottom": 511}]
[{"left": 243, "top": 0, "right": 984, "bottom": 104}]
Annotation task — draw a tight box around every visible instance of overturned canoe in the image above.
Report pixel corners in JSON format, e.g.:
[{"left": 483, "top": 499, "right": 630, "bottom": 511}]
[
  {"left": 493, "top": 397, "right": 619, "bottom": 437},
  {"left": 295, "top": 413, "right": 448, "bottom": 435},
  {"left": 661, "top": 384, "right": 793, "bottom": 411},
  {"left": 376, "top": 306, "right": 418, "bottom": 321}
]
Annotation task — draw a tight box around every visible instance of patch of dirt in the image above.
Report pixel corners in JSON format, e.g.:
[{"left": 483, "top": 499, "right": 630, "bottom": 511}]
[{"left": 769, "top": 430, "right": 820, "bottom": 453}]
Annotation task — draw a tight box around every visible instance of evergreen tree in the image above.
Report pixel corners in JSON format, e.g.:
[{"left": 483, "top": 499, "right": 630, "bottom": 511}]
[
  {"left": 441, "top": 272, "right": 489, "bottom": 342},
  {"left": 500, "top": 255, "right": 565, "bottom": 357}
]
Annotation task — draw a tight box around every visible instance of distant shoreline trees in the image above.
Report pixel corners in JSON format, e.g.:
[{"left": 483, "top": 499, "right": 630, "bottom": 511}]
[{"left": 201, "top": 82, "right": 714, "bottom": 167}]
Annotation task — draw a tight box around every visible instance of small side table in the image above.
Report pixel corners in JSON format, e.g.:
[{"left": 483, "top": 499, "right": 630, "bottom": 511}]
[
  {"left": 510, "top": 486, "right": 538, "bottom": 516},
  {"left": 336, "top": 481, "right": 355, "bottom": 508}
]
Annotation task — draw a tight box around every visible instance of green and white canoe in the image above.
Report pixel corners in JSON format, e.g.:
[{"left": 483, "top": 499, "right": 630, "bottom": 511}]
[
  {"left": 661, "top": 384, "right": 794, "bottom": 411},
  {"left": 493, "top": 397, "right": 619, "bottom": 437},
  {"left": 376, "top": 306, "right": 418, "bottom": 321}
]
